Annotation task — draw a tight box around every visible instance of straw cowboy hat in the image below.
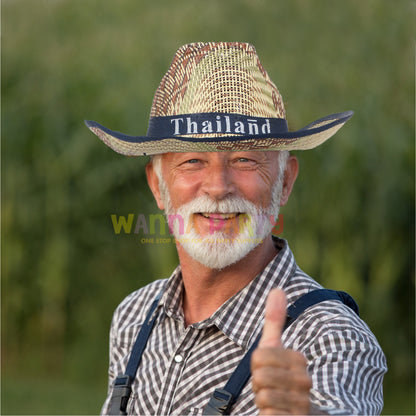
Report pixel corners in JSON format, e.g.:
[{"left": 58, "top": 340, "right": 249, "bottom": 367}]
[{"left": 85, "top": 42, "right": 353, "bottom": 156}]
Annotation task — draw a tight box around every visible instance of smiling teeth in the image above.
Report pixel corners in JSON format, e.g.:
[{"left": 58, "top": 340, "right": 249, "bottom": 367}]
[{"left": 200, "top": 213, "right": 238, "bottom": 219}]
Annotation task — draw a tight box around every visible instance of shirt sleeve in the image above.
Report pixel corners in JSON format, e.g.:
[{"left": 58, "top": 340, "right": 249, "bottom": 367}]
[{"left": 285, "top": 302, "right": 387, "bottom": 415}]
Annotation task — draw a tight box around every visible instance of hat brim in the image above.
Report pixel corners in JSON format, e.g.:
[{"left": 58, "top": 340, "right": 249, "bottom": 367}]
[{"left": 85, "top": 111, "right": 353, "bottom": 156}]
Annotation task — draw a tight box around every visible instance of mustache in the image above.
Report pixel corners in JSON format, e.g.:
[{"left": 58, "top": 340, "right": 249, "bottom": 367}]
[{"left": 175, "top": 194, "right": 267, "bottom": 217}]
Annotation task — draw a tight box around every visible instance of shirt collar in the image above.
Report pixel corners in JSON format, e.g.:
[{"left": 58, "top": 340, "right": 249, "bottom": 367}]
[{"left": 158, "top": 237, "right": 298, "bottom": 350}]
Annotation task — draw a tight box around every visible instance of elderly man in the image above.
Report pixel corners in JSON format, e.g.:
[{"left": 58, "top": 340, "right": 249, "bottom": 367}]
[{"left": 86, "top": 42, "right": 386, "bottom": 415}]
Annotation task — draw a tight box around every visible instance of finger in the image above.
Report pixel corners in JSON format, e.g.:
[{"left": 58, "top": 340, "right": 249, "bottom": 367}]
[
  {"left": 255, "top": 389, "right": 311, "bottom": 415},
  {"left": 251, "top": 347, "right": 307, "bottom": 371},
  {"left": 252, "top": 365, "right": 312, "bottom": 394},
  {"left": 259, "top": 288, "right": 287, "bottom": 348}
]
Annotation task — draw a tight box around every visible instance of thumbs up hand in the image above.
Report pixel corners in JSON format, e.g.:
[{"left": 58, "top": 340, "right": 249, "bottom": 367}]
[{"left": 251, "top": 289, "right": 312, "bottom": 415}]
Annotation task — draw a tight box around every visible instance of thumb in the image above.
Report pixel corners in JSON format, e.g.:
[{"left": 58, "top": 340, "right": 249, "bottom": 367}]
[{"left": 259, "top": 288, "right": 287, "bottom": 348}]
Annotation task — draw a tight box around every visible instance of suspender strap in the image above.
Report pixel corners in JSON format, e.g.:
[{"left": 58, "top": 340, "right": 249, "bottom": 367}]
[
  {"left": 108, "top": 375, "right": 134, "bottom": 416},
  {"left": 202, "top": 337, "right": 261, "bottom": 415},
  {"left": 110, "top": 288, "right": 358, "bottom": 415},
  {"left": 109, "top": 290, "right": 163, "bottom": 415},
  {"left": 125, "top": 291, "right": 163, "bottom": 377},
  {"left": 285, "top": 289, "right": 359, "bottom": 328},
  {"left": 202, "top": 289, "right": 359, "bottom": 415}
]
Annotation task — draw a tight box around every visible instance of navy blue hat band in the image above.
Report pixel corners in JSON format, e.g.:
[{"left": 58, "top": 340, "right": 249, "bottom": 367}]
[{"left": 146, "top": 113, "right": 289, "bottom": 138}]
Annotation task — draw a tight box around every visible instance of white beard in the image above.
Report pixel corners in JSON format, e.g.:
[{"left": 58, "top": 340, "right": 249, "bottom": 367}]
[{"left": 158, "top": 174, "right": 284, "bottom": 270}]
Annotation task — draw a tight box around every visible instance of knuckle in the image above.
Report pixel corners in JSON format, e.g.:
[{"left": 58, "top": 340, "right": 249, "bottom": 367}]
[
  {"left": 252, "top": 346, "right": 285, "bottom": 368},
  {"left": 254, "top": 388, "right": 276, "bottom": 409},
  {"left": 293, "top": 373, "right": 312, "bottom": 390},
  {"left": 252, "top": 365, "right": 287, "bottom": 390},
  {"left": 287, "top": 349, "right": 307, "bottom": 364}
]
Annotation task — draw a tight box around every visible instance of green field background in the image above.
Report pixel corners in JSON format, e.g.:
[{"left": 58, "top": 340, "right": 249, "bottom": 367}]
[{"left": 2, "top": 0, "right": 414, "bottom": 414}]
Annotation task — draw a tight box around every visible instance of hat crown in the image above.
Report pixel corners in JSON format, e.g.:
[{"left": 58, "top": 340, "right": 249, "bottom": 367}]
[
  {"left": 85, "top": 41, "right": 353, "bottom": 156},
  {"left": 150, "top": 42, "right": 286, "bottom": 119}
]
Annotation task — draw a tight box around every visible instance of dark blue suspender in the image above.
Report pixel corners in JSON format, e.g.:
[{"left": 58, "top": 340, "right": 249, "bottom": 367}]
[
  {"left": 108, "top": 291, "right": 163, "bottom": 416},
  {"left": 109, "top": 289, "right": 359, "bottom": 415},
  {"left": 202, "top": 289, "right": 358, "bottom": 415}
]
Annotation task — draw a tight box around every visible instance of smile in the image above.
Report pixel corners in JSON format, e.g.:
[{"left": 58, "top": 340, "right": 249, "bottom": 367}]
[{"left": 198, "top": 213, "right": 241, "bottom": 221}]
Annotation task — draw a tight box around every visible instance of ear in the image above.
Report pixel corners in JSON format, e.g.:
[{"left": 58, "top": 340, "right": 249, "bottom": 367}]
[
  {"left": 145, "top": 161, "right": 165, "bottom": 210},
  {"left": 279, "top": 154, "right": 299, "bottom": 207}
]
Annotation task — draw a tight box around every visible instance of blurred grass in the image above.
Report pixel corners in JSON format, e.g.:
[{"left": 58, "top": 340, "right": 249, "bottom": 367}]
[
  {"left": 2, "top": 0, "right": 414, "bottom": 414},
  {"left": 2, "top": 375, "right": 105, "bottom": 415}
]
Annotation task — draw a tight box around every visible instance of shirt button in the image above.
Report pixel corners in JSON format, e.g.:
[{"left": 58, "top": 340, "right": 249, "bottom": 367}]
[{"left": 174, "top": 354, "right": 183, "bottom": 363}]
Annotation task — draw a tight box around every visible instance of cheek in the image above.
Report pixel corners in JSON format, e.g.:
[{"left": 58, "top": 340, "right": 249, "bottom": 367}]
[
  {"left": 248, "top": 187, "right": 272, "bottom": 208},
  {"left": 239, "top": 172, "right": 278, "bottom": 207},
  {"left": 166, "top": 174, "right": 202, "bottom": 207}
]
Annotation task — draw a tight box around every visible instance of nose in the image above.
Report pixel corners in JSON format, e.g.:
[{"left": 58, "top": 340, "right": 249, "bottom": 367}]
[{"left": 201, "top": 159, "right": 235, "bottom": 200}]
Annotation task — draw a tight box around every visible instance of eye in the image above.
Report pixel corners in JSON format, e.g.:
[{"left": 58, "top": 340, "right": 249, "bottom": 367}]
[
  {"left": 179, "top": 158, "right": 203, "bottom": 169},
  {"left": 231, "top": 155, "right": 259, "bottom": 170},
  {"left": 233, "top": 156, "right": 257, "bottom": 165}
]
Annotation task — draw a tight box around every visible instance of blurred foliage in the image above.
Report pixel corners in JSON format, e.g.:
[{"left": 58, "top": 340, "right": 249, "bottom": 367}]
[{"left": 2, "top": 0, "right": 414, "bottom": 414}]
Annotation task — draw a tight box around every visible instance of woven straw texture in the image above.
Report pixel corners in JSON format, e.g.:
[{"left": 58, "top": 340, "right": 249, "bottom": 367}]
[
  {"left": 150, "top": 42, "right": 285, "bottom": 123},
  {"left": 86, "top": 42, "right": 353, "bottom": 155}
]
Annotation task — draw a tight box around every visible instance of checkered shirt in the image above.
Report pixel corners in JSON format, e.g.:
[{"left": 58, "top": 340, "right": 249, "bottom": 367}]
[{"left": 101, "top": 238, "right": 386, "bottom": 415}]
